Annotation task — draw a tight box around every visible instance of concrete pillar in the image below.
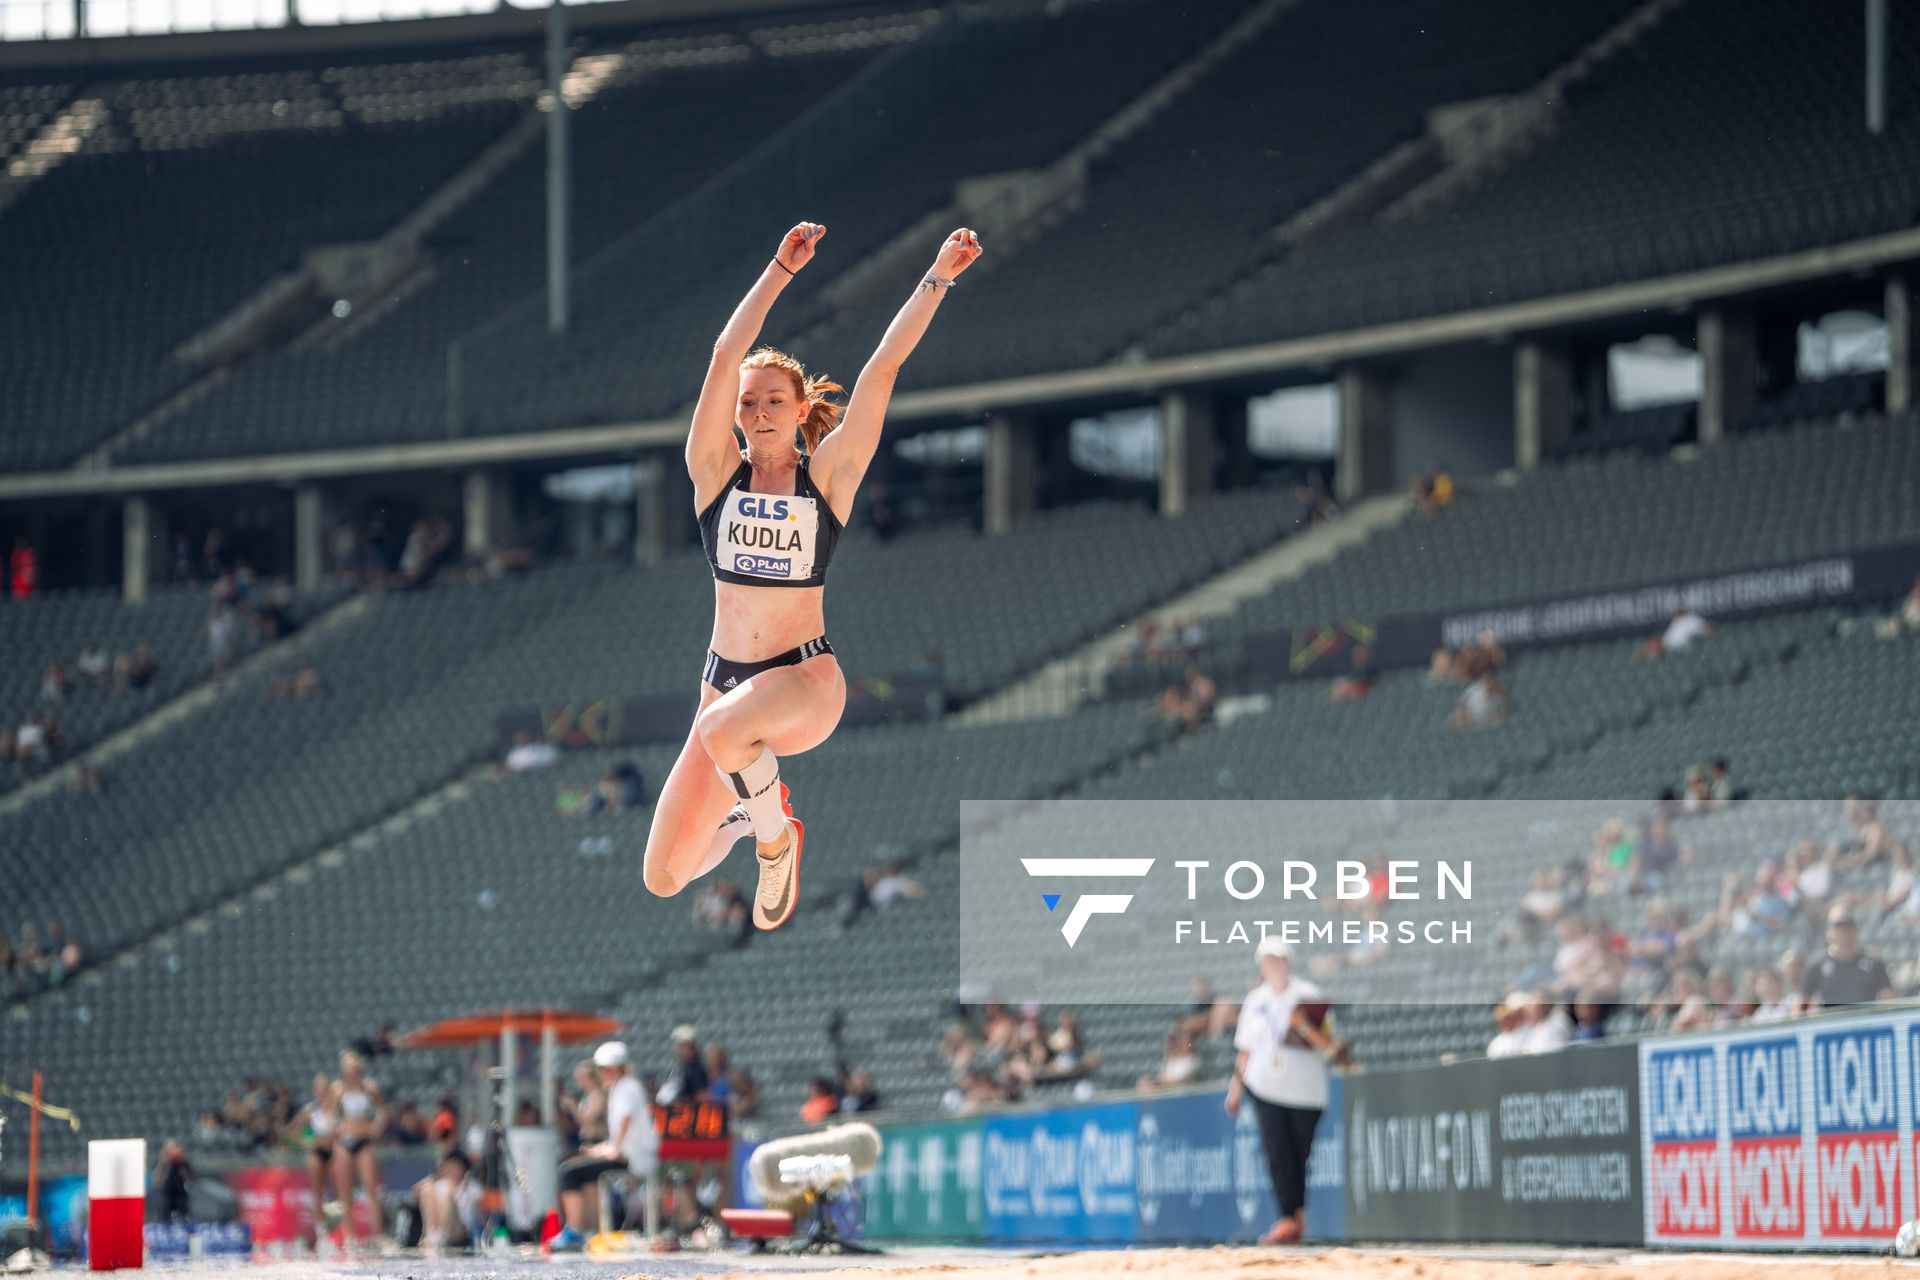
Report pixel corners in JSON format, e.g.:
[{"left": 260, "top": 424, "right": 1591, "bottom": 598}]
[
  {"left": 1159, "top": 388, "right": 1214, "bottom": 517},
  {"left": 293, "top": 484, "right": 325, "bottom": 591},
  {"left": 463, "top": 467, "right": 516, "bottom": 559},
  {"left": 1513, "top": 339, "right": 1572, "bottom": 471},
  {"left": 1697, "top": 306, "right": 1757, "bottom": 444},
  {"left": 984, "top": 412, "right": 1037, "bottom": 536},
  {"left": 1336, "top": 366, "right": 1394, "bottom": 502},
  {"left": 1887, "top": 275, "right": 1914, "bottom": 414},
  {"left": 1216, "top": 393, "right": 1255, "bottom": 490},
  {"left": 122, "top": 496, "right": 152, "bottom": 604},
  {"left": 636, "top": 455, "right": 675, "bottom": 565}
]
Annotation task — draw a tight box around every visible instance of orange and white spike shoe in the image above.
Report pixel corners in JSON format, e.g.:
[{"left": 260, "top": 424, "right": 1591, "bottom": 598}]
[{"left": 752, "top": 818, "right": 804, "bottom": 932}]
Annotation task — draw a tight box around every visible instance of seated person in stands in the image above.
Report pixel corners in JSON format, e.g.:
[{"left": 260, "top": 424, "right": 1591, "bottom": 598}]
[
  {"left": 1138, "top": 1031, "right": 1200, "bottom": 1093},
  {"left": 1329, "top": 645, "right": 1373, "bottom": 702},
  {"left": 411, "top": 1150, "right": 480, "bottom": 1254},
  {"left": 1638, "top": 604, "right": 1713, "bottom": 659},
  {"left": 1448, "top": 673, "right": 1510, "bottom": 728},
  {"left": 113, "top": 643, "right": 157, "bottom": 693},
  {"left": 1875, "top": 573, "right": 1920, "bottom": 639}
]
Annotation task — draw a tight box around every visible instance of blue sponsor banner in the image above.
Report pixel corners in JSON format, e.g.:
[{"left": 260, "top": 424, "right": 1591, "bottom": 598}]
[
  {"left": 1725, "top": 1035, "right": 1804, "bottom": 1240},
  {"left": 1133, "top": 1078, "right": 1345, "bottom": 1244},
  {"left": 143, "top": 1221, "right": 252, "bottom": 1259},
  {"left": 983, "top": 1101, "right": 1137, "bottom": 1243}
]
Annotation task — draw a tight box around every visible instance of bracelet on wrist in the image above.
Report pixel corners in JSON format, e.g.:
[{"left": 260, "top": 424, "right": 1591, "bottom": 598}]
[
  {"left": 922, "top": 271, "right": 955, "bottom": 290},
  {"left": 772, "top": 258, "right": 796, "bottom": 277}
]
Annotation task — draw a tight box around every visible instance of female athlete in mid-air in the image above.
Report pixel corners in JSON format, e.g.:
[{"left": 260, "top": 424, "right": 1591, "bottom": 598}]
[{"left": 641, "top": 220, "right": 983, "bottom": 930}]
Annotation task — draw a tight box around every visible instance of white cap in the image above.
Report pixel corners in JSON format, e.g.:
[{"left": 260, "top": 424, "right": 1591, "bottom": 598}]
[
  {"left": 592, "top": 1041, "right": 629, "bottom": 1068},
  {"left": 670, "top": 1024, "right": 698, "bottom": 1045},
  {"left": 1254, "top": 936, "right": 1293, "bottom": 961}
]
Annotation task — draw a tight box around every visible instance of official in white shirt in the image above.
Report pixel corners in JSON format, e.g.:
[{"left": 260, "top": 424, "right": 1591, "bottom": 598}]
[{"left": 1225, "top": 937, "right": 1332, "bottom": 1245}]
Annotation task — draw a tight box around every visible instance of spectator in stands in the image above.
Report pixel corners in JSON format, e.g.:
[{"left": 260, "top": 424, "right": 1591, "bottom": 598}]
[
  {"left": 411, "top": 1150, "right": 480, "bottom": 1254},
  {"left": 113, "top": 643, "right": 157, "bottom": 694},
  {"left": 1328, "top": 645, "right": 1374, "bottom": 702},
  {"left": 171, "top": 533, "right": 195, "bottom": 584},
  {"left": 1748, "top": 968, "right": 1794, "bottom": 1023},
  {"left": 386, "top": 1101, "right": 428, "bottom": 1146},
  {"left": 1570, "top": 993, "right": 1611, "bottom": 1043},
  {"left": 655, "top": 1026, "right": 709, "bottom": 1107},
  {"left": 597, "top": 762, "right": 646, "bottom": 813},
  {"left": 1640, "top": 604, "right": 1714, "bottom": 659},
  {"left": 14, "top": 714, "right": 52, "bottom": 764},
  {"left": 1139, "top": 1031, "right": 1201, "bottom": 1093},
  {"left": 1802, "top": 910, "right": 1895, "bottom": 1009},
  {"left": 1411, "top": 463, "right": 1455, "bottom": 517},
  {"left": 1448, "top": 672, "right": 1510, "bottom": 728},
  {"left": 208, "top": 603, "right": 239, "bottom": 676},
  {"left": 75, "top": 642, "right": 109, "bottom": 687},
  {"left": 10, "top": 537, "right": 38, "bottom": 601},
  {"left": 1549, "top": 916, "right": 1610, "bottom": 998},
  {"left": 68, "top": 762, "right": 103, "bottom": 798},
  {"left": 1874, "top": 574, "right": 1920, "bottom": 639},
  {"left": 870, "top": 861, "right": 924, "bottom": 909},
  {"left": 1153, "top": 666, "right": 1219, "bottom": 735},
  {"left": 1872, "top": 845, "right": 1919, "bottom": 920},
  {"left": 703, "top": 1044, "right": 757, "bottom": 1123},
  {"left": 252, "top": 577, "right": 297, "bottom": 642},
  {"left": 1175, "top": 977, "right": 1239, "bottom": 1042},
  {"left": 552, "top": 1042, "right": 656, "bottom": 1251},
  {"left": 1452, "top": 632, "right": 1506, "bottom": 681},
  {"left": 800, "top": 1077, "right": 840, "bottom": 1124},
  {"left": 693, "top": 878, "right": 743, "bottom": 931},
  {"left": 504, "top": 731, "right": 559, "bottom": 774},
  {"left": 328, "top": 521, "right": 362, "bottom": 584},
  {"left": 265, "top": 663, "right": 321, "bottom": 700},
  {"left": 1515, "top": 991, "right": 1572, "bottom": 1054},
  {"left": 201, "top": 530, "right": 229, "bottom": 581},
  {"left": 40, "top": 659, "right": 69, "bottom": 702},
  {"left": 1297, "top": 469, "right": 1338, "bottom": 524},
  {"left": 839, "top": 1069, "right": 881, "bottom": 1114}
]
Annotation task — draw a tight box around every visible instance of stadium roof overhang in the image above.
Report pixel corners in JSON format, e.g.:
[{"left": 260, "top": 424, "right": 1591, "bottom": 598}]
[{"left": 2, "top": 223, "right": 1917, "bottom": 500}]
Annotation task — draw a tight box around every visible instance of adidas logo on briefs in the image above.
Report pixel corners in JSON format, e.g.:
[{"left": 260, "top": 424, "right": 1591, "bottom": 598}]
[{"left": 724, "top": 677, "right": 738, "bottom": 688}]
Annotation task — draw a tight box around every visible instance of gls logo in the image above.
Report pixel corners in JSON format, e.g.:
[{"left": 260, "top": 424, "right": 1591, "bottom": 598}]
[
  {"left": 739, "top": 496, "right": 793, "bottom": 521},
  {"left": 1021, "top": 857, "right": 1154, "bottom": 947}
]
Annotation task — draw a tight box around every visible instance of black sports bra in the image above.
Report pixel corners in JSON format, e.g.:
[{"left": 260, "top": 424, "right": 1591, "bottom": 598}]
[{"left": 697, "top": 457, "right": 843, "bottom": 588}]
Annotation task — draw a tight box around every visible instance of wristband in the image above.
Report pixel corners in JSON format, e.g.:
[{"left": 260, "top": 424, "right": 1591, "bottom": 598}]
[
  {"left": 922, "top": 271, "right": 955, "bottom": 290},
  {"left": 772, "top": 259, "right": 796, "bottom": 277}
]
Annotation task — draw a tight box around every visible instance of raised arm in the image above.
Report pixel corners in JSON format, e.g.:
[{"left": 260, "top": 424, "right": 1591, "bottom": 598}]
[
  {"left": 811, "top": 228, "right": 982, "bottom": 517},
  {"left": 686, "top": 222, "right": 825, "bottom": 500}
]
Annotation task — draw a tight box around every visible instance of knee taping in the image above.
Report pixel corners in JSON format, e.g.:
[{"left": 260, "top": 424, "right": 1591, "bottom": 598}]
[{"left": 717, "top": 746, "right": 785, "bottom": 844}]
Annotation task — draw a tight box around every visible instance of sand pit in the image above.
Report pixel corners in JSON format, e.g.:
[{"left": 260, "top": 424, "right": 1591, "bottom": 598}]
[{"left": 694, "top": 1245, "right": 1906, "bottom": 1280}]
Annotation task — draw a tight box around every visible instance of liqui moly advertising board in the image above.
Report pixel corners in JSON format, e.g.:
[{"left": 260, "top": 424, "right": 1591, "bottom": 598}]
[{"left": 1640, "top": 1009, "right": 1917, "bottom": 1248}]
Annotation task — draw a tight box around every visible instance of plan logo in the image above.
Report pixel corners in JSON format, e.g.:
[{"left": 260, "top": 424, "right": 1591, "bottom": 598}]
[{"left": 1021, "top": 858, "right": 1154, "bottom": 947}]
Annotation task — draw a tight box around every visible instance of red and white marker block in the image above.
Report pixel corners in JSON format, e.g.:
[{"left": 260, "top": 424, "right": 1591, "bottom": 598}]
[{"left": 88, "top": 1139, "right": 146, "bottom": 1271}]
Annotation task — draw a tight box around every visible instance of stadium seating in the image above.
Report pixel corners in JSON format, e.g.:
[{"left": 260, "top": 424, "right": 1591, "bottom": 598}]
[
  {"left": 0, "top": 43, "right": 541, "bottom": 471},
  {"left": 806, "top": 0, "right": 1645, "bottom": 391},
  {"left": 1154, "top": 0, "right": 1920, "bottom": 357},
  {"left": 1180, "top": 408, "right": 1920, "bottom": 674},
  {"left": 0, "top": 581, "right": 343, "bottom": 795},
  {"left": 454, "top": 0, "right": 1242, "bottom": 438},
  {"left": 118, "top": 17, "right": 901, "bottom": 462}
]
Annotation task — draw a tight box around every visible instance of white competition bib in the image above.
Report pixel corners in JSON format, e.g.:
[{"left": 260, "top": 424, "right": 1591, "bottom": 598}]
[{"left": 718, "top": 487, "right": 820, "bottom": 583}]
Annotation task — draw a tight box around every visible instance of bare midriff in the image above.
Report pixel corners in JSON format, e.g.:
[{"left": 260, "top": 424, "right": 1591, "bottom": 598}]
[{"left": 709, "top": 579, "right": 828, "bottom": 663}]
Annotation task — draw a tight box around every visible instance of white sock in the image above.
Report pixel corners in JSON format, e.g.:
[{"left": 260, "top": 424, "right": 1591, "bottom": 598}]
[
  {"left": 716, "top": 746, "right": 786, "bottom": 844},
  {"left": 694, "top": 807, "right": 752, "bottom": 879}
]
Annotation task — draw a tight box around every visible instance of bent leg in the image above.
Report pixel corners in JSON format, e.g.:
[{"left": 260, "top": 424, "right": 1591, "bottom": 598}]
[
  {"left": 642, "top": 688, "right": 742, "bottom": 898},
  {"left": 695, "top": 658, "right": 846, "bottom": 773}
]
